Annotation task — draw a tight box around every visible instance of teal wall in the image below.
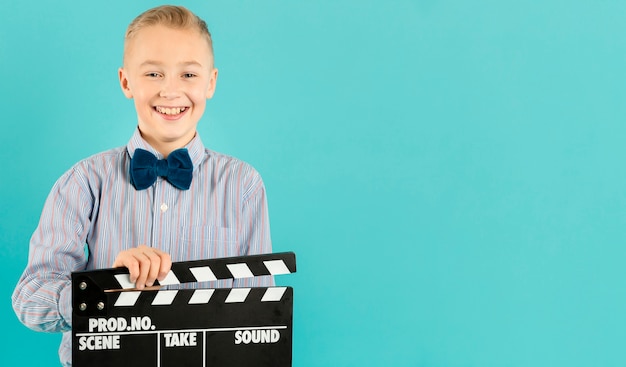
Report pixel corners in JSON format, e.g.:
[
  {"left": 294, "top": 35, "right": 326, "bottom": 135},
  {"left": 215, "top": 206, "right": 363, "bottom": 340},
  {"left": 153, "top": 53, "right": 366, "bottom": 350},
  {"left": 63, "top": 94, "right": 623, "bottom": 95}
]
[{"left": 2, "top": 1, "right": 626, "bottom": 366}]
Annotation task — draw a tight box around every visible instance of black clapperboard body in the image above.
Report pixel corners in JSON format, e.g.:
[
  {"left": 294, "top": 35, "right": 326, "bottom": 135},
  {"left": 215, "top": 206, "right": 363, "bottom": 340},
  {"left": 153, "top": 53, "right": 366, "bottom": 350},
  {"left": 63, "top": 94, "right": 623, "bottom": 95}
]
[{"left": 72, "top": 252, "right": 296, "bottom": 366}]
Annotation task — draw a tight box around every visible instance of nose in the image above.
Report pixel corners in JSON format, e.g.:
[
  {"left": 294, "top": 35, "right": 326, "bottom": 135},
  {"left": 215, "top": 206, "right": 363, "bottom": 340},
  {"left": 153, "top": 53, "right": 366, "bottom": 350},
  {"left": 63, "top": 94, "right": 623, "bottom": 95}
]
[{"left": 159, "top": 76, "right": 182, "bottom": 99}]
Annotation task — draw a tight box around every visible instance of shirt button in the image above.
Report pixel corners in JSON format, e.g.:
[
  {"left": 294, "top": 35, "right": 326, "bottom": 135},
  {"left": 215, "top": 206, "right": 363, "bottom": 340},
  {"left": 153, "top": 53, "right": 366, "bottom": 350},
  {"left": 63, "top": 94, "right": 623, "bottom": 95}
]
[{"left": 160, "top": 203, "right": 168, "bottom": 212}]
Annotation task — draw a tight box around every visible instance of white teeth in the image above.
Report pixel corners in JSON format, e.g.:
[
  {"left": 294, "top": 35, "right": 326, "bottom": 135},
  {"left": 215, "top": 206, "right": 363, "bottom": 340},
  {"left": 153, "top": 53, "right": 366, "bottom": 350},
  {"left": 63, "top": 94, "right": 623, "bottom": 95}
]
[{"left": 156, "top": 106, "right": 185, "bottom": 115}]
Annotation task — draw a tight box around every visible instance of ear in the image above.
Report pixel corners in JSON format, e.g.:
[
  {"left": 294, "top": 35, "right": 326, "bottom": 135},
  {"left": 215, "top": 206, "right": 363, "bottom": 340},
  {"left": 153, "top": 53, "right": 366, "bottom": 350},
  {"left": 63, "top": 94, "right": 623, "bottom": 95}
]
[
  {"left": 206, "top": 68, "right": 218, "bottom": 99},
  {"left": 118, "top": 67, "right": 133, "bottom": 99}
]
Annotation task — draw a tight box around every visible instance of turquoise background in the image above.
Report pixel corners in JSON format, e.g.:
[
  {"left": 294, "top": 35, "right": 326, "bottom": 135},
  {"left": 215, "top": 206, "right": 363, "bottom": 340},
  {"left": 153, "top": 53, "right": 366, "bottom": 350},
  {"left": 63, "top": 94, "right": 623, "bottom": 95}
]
[{"left": 2, "top": 0, "right": 626, "bottom": 365}]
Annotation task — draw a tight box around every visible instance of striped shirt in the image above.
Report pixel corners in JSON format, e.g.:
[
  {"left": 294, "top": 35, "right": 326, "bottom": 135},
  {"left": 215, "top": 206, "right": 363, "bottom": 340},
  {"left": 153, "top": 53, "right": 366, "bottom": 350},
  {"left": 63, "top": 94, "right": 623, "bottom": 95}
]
[{"left": 12, "top": 129, "right": 273, "bottom": 366}]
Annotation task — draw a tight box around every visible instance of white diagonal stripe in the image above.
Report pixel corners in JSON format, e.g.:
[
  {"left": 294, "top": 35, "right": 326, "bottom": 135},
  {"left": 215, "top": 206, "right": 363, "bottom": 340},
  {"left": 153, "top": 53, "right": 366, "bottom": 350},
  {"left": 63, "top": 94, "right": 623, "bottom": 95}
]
[
  {"left": 189, "top": 266, "right": 217, "bottom": 282},
  {"left": 114, "top": 291, "right": 141, "bottom": 307},
  {"left": 263, "top": 260, "right": 291, "bottom": 275},
  {"left": 114, "top": 274, "right": 135, "bottom": 289},
  {"left": 152, "top": 290, "right": 178, "bottom": 305},
  {"left": 261, "top": 287, "right": 287, "bottom": 302},
  {"left": 188, "top": 289, "right": 215, "bottom": 304},
  {"left": 159, "top": 271, "right": 180, "bottom": 286},
  {"left": 225, "top": 288, "right": 251, "bottom": 303},
  {"left": 227, "top": 263, "right": 254, "bottom": 279}
]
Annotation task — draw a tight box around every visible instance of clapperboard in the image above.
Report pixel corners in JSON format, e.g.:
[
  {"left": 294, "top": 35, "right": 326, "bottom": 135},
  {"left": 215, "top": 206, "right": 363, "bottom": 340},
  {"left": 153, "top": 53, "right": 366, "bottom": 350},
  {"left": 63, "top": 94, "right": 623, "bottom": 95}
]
[{"left": 72, "top": 252, "right": 296, "bottom": 366}]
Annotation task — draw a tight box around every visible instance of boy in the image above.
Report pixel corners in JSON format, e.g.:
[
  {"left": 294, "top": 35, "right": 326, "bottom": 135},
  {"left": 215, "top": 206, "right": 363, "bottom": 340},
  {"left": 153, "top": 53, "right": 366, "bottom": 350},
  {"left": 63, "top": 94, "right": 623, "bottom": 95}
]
[{"left": 12, "top": 5, "right": 273, "bottom": 366}]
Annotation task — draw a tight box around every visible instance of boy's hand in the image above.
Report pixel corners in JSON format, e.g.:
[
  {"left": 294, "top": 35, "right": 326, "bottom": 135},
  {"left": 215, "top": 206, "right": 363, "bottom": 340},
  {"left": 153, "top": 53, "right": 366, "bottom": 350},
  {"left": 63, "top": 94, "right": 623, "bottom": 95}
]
[{"left": 112, "top": 245, "right": 172, "bottom": 290}]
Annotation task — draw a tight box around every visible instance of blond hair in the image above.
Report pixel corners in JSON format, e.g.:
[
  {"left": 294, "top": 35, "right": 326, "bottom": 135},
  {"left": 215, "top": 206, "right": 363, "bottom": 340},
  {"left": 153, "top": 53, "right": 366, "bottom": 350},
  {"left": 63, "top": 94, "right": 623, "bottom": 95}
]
[{"left": 124, "top": 5, "right": 214, "bottom": 64}]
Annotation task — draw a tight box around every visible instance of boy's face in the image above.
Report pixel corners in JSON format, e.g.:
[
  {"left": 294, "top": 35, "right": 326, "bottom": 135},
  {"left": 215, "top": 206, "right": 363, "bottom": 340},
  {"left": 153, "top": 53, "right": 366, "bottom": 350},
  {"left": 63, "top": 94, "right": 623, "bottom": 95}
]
[{"left": 119, "top": 25, "right": 217, "bottom": 155}]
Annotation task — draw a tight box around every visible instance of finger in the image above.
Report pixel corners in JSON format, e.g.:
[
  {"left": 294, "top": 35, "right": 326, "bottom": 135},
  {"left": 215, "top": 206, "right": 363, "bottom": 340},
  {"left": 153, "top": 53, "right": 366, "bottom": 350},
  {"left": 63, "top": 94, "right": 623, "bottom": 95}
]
[
  {"left": 113, "top": 254, "right": 140, "bottom": 284},
  {"left": 134, "top": 252, "right": 154, "bottom": 290},
  {"left": 143, "top": 249, "right": 162, "bottom": 288},
  {"left": 144, "top": 247, "right": 172, "bottom": 281},
  {"left": 132, "top": 245, "right": 159, "bottom": 288},
  {"left": 156, "top": 251, "right": 172, "bottom": 281}
]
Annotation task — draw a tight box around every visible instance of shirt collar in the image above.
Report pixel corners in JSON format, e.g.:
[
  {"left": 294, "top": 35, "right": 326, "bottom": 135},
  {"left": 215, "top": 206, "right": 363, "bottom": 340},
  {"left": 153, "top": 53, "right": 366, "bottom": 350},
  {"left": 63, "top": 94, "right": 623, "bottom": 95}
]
[{"left": 126, "top": 127, "right": 206, "bottom": 170}]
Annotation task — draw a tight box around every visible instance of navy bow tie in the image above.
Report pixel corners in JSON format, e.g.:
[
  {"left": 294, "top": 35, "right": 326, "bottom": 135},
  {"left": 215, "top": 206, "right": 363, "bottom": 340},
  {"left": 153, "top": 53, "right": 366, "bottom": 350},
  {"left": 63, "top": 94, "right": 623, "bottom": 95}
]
[{"left": 130, "top": 148, "right": 193, "bottom": 190}]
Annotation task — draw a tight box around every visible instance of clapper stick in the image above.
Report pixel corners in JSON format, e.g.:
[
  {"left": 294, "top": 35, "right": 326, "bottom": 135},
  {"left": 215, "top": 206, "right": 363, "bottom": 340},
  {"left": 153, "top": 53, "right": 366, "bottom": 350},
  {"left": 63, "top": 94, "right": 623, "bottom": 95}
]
[{"left": 72, "top": 252, "right": 297, "bottom": 367}]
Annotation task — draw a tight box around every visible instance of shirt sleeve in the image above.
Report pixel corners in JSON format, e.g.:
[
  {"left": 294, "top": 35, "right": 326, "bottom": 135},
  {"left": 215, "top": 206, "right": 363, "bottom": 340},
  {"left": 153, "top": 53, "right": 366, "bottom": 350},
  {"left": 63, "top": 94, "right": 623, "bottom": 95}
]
[
  {"left": 12, "top": 166, "right": 92, "bottom": 332},
  {"left": 234, "top": 170, "right": 274, "bottom": 287}
]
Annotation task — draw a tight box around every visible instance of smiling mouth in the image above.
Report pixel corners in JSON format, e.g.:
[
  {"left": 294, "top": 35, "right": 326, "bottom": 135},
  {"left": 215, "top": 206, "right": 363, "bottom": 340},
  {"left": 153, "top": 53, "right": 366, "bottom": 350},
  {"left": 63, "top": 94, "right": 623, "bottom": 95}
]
[{"left": 155, "top": 106, "right": 188, "bottom": 115}]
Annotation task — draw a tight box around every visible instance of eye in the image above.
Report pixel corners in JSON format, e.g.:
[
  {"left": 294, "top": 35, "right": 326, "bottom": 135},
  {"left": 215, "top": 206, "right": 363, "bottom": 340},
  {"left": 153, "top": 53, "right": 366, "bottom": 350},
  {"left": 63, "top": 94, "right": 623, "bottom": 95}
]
[
  {"left": 182, "top": 73, "right": 196, "bottom": 78},
  {"left": 145, "top": 72, "right": 162, "bottom": 78}
]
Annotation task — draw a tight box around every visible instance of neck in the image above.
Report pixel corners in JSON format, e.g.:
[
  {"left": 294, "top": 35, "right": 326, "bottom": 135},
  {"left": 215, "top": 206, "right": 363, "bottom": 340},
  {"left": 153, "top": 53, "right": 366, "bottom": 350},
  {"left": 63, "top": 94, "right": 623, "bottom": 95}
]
[{"left": 138, "top": 131, "right": 196, "bottom": 158}]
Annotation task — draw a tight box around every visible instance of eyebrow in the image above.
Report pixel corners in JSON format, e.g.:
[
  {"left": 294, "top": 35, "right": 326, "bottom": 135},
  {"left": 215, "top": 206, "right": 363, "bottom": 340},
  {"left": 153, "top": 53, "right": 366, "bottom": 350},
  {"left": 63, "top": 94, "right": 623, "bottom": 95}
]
[{"left": 139, "top": 60, "right": 204, "bottom": 68}]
